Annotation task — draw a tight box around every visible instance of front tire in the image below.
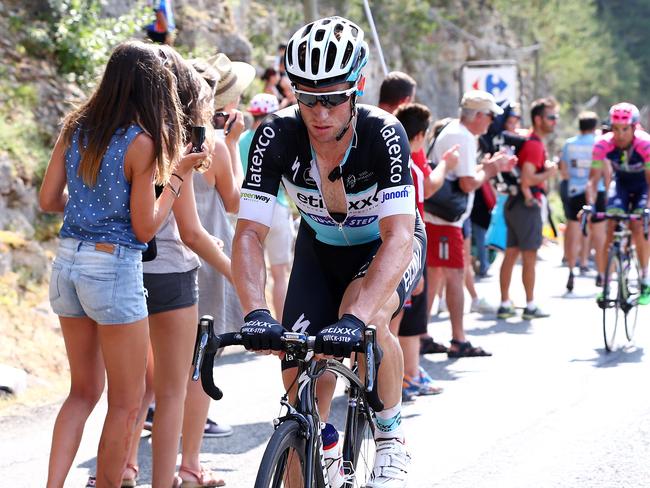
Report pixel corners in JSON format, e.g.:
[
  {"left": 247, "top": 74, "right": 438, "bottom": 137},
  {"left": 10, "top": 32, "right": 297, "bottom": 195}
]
[
  {"left": 255, "top": 420, "right": 312, "bottom": 488},
  {"left": 602, "top": 250, "right": 622, "bottom": 352}
]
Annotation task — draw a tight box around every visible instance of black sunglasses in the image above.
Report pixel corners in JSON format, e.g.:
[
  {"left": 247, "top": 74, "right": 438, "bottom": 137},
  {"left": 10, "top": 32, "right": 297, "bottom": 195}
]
[
  {"left": 294, "top": 87, "right": 356, "bottom": 109},
  {"left": 545, "top": 114, "right": 559, "bottom": 121}
]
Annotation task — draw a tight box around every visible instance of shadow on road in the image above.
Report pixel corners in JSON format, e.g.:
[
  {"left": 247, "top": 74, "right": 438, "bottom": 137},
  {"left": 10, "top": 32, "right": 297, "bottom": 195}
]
[
  {"left": 570, "top": 345, "right": 645, "bottom": 368},
  {"left": 465, "top": 318, "right": 533, "bottom": 336},
  {"left": 78, "top": 420, "right": 274, "bottom": 483}
]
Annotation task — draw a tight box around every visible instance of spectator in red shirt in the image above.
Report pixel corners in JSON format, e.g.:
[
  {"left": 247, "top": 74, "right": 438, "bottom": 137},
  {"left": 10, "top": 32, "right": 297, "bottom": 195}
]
[
  {"left": 393, "top": 102, "right": 458, "bottom": 399},
  {"left": 497, "top": 98, "right": 558, "bottom": 320}
]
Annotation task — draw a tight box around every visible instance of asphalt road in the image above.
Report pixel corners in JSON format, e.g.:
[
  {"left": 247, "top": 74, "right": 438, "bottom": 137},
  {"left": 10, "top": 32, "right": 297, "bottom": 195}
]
[{"left": 2, "top": 243, "right": 650, "bottom": 487}]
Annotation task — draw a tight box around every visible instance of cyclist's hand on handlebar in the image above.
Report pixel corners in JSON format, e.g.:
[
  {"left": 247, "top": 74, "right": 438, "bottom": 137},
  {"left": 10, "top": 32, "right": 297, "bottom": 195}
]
[
  {"left": 240, "top": 309, "right": 285, "bottom": 352},
  {"left": 315, "top": 314, "right": 365, "bottom": 358}
]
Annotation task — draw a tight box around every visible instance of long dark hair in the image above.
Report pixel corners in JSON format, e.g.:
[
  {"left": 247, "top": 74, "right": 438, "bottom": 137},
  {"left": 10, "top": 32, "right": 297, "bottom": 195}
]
[
  {"left": 158, "top": 45, "right": 214, "bottom": 144},
  {"left": 61, "top": 40, "right": 183, "bottom": 186}
]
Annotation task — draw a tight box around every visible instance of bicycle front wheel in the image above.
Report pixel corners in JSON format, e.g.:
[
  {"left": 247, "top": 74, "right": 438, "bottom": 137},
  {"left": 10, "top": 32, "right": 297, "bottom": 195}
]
[
  {"left": 602, "top": 249, "right": 622, "bottom": 352},
  {"left": 624, "top": 248, "right": 641, "bottom": 342},
  {"left": 255, "top": 420, "right": 315, "bottom": 488}
]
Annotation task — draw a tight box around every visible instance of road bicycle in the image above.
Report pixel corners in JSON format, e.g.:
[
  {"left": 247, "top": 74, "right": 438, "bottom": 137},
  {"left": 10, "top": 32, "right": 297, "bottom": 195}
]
[
  {"left": 192, "top": 315, "right": 384, "bottom": 487},
  {"left": 581, "top": 206, "right": 649, "bottom": 351}
]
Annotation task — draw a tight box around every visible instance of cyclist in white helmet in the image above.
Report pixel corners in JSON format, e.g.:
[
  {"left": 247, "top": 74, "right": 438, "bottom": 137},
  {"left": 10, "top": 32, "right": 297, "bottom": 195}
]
[{"left": 233, "top": 16, "right": 422, "bottom": 487}]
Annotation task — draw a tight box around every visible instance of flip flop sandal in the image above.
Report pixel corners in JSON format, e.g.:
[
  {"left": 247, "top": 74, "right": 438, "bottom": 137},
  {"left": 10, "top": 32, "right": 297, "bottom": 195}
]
[
  {"left": 178, "top": 465, "right": 226, "bottom": 487},
  {"left": 121, "top": 463, "right": 139, "bottom": 488},
  {"left": 447, "top": 340, "right": 492, "bottom": 358}
]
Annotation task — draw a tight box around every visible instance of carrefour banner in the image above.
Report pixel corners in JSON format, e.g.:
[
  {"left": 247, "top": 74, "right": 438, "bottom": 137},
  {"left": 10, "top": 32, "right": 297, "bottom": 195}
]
[{"left": 460, "top": 61, "right": 518, "bottom": 105}]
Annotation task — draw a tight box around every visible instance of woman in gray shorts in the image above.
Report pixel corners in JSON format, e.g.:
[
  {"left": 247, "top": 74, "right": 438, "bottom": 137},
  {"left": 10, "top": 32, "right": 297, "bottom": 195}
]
[{"left": 121, "top": 48, "right": 234, "bottom": 488}]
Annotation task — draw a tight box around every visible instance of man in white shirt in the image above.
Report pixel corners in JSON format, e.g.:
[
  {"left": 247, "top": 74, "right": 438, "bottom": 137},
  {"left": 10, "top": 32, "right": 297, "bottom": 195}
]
[{"left": 425, "top": 90, "right": 513, "bottom": 357}]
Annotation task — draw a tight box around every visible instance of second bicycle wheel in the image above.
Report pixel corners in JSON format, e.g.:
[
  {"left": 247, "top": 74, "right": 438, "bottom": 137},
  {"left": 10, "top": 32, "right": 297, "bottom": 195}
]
[
  {"left": 602, "top": 250, "right": 622, "bottom": 352},
  {"left": 255, "top": 420, "right": 318, "bottom": 488},
  {"left": 343, "top": 402, "right": 376, "bottom": 487}
]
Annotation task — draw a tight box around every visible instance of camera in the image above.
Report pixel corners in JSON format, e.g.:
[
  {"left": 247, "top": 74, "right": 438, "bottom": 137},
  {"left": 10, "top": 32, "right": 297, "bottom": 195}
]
[{"left": 212, "top": 112, "right": 230, "bottom": 131}]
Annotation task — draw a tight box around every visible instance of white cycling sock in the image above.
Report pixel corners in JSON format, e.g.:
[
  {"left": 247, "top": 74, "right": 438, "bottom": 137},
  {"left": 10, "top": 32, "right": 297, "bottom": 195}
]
[
  {"left": 527, "top": 301, "right": 536, "bottom": 309},
  {"left": 500, "top": 300, "right": 512, "bottom": 308},
  {"left": 374, "top": 402, "right": 404, "bottom": 441}
]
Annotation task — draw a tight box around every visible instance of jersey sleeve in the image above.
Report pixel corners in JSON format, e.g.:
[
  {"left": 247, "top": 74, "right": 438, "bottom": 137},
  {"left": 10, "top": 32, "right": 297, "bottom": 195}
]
[
  {"left": 591, "top": 135, "right": 609, "bottom": 168},
  {"left": 375, "top": 119, "right": 415, "bottom": 220},
  {"left": 238, "top": 116, "right": 284, "bottom": 227},
  {"left": 634, "top": 131, "right": 650, "bottom": 167}
]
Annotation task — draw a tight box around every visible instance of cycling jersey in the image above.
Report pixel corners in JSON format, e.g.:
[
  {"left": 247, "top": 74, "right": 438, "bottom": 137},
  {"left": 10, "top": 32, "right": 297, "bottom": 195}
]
[
  {"left": 592, "top": 130, "right": 650, "bottom": 181},
  {"left": 561, "top": 133, "right": 604, "bottom": 195},
  {"left": 592, "top": 130, "right": 650, "bottom": 212},
  {"left": 239, "top": 104, "right": 415, "bottom": 246}
]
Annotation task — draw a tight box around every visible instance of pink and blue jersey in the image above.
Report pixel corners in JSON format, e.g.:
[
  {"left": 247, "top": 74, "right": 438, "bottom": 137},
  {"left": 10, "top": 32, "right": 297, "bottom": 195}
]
[{"left": 592, "top": 130, "right": 650, "bottom": 211}]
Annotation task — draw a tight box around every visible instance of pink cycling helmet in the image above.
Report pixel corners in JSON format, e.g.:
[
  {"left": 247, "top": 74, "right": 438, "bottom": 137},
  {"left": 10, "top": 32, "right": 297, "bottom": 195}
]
[
  {"left": 609, "top": 102, "right": 640, "bottom": 126},
  {"left": 247, "top": 93, "right": 279, "bottom": 116}
]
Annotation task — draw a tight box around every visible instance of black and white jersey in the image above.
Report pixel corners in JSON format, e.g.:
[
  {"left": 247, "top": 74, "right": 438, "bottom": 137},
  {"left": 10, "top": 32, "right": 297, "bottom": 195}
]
[{"left": 239, "top": 104, "right": 415, "bottom": 246}]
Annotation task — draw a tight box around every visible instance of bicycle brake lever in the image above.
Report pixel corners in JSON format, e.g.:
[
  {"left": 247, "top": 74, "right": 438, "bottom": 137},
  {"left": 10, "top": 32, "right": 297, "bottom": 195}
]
[{"left": 192, "top": 315, "right": 214, "bottom": 381}]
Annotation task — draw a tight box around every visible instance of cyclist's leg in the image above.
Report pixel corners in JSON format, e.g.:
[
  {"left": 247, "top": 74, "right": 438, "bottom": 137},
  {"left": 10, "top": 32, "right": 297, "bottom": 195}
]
[
  {"left": 340, "top": 280, "right": 403, "bottom": 412},
  {"left": 590, "top": 192, "right": 607, "bottom": 279},
  {"left": 96, "top": 318, "right": 148, "bottom": 487},
  {"left": 47, "top": 317, "right": 105, "bottom": 488},
  {"left": 565, "top": 194, "right": 583, "bottom": 270},
  {"left": 281, "top": 222, "right": 340, "bottom": 419},
  {"left": 631, "top": 189, "right": 649, "bottom": 269}
]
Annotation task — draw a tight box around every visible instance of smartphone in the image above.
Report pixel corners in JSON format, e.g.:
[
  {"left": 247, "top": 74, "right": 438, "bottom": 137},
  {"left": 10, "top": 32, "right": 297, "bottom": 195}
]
[
  {"left": 212, "top": 112, "right": 230, "bottom": 131},
  {"left": 191, "top": 126, "right": 206, "bottom": 153}
]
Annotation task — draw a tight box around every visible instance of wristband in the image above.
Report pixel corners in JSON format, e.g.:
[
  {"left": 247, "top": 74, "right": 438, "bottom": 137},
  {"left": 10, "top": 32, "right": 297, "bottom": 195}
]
[{"left": 165, "top": 182, "right": 181, "bottom": 198}]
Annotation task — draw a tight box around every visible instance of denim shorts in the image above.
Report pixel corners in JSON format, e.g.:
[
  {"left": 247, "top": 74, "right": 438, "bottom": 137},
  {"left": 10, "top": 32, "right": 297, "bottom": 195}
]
[{"left": 49, "top": 238, "right": 148, "bottom": 325}]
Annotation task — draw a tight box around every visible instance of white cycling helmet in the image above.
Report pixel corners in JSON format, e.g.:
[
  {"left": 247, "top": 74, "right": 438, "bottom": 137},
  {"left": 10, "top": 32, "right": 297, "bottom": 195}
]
[
  {"left": 285, "top": 16, "right": 368, "bottom": 89},
  {"left": 247, "top": 93, "right": 279, "bottom": 115}
]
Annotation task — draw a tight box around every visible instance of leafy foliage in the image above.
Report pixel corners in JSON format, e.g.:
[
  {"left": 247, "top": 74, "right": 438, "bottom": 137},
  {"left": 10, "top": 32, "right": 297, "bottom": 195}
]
[
  {"left": 491, "top": 0, "right": 641, "bottom": 114},
  {"left": 41, "top": 0, "right": 150, "bottom": 88}
]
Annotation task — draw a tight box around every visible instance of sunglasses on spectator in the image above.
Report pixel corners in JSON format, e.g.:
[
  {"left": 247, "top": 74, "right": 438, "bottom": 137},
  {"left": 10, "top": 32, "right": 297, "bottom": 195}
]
[
  {"left": 293, "top": 86, "right": 357, "bottom": 108},
  {"left": 545, "top": 114, "right": 559, "bottom": 121}
]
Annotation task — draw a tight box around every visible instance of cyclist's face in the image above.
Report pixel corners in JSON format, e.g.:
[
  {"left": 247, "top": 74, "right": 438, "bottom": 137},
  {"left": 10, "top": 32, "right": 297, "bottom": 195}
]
[
  {"left": 612, "top": 123, "right": 634, "bottom": 148},
  {"left": 296, "top": 82, "right": 354, "bottom": 144}
]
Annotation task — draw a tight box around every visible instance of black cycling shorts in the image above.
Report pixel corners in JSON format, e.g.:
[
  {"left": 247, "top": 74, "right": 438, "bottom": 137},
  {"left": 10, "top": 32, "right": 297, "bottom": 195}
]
[
  {"left": 281, "top": 216, "right": 426, "bottom": 370},
  {"left": 567, "top": 191, "right": 606, "bottom": 222},
  {"left": 398, "top": 269, "right": 428, "bottom": 337}
]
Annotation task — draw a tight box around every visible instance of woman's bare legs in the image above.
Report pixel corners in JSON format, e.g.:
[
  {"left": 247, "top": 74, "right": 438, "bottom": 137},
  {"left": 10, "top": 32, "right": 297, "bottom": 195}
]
[
  {"left": 95, "top": 318, "right": 149, "bottom": 487},
  {"left": 149, "top": 305, "right": 199, "bottom": 487},
  {"left": 46, "top": 317, "right": 105, "bottom": 488},
  {"left": 123, "top": 345, "right": 155, "bottom": 482}
]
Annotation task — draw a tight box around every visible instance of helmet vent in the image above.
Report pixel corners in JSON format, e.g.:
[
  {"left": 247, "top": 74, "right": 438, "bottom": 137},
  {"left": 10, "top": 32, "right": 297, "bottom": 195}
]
[
  {"left": 341, "top": 41, "right": 354, "bottom": 68},
  {"left": 333, "top": 23, "right": 344, "bottom": 41},
  {"left": 325, "top": 42, "right": 337, "bottom": 72},
  {"left": 298, "top": 41, "right": 307, "bottom": 72},
  {"left": 286, "top": 41, "right": 294, "bottom": 65},
  {"left": 350, "top": 26, "right": 359, "bottom": 37},
  {"left": 311, "top": 48, "right": 321, "bottom": 74},
  {"left": 315, "top": 29, "right": 325, "bottom": 42}
]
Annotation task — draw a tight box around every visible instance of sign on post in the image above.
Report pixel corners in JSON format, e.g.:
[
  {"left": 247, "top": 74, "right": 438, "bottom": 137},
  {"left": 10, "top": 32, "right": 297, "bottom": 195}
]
[{"left": 460, "top": 60, "right": 519, "bottom": 105}]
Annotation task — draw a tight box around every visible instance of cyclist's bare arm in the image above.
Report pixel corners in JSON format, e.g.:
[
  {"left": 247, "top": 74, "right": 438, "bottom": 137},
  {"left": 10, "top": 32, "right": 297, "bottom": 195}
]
[
  {"left": 344, "top": 213, "right": 415, "bottom": 324},
  {"left": 587, "top": 161, "right": 604, "bottom": 204},
  {"left": 232, "top": 218, "right": 272, "bottom": 313}
]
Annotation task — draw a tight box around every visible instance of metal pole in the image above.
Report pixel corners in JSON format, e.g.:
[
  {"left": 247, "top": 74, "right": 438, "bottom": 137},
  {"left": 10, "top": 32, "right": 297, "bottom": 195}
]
[
  {"left": 362, "top": 0, "right": 389, "bottom": 76},
  {"left": 303, "top": 0, "right": 318, "bottom": 23}
]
